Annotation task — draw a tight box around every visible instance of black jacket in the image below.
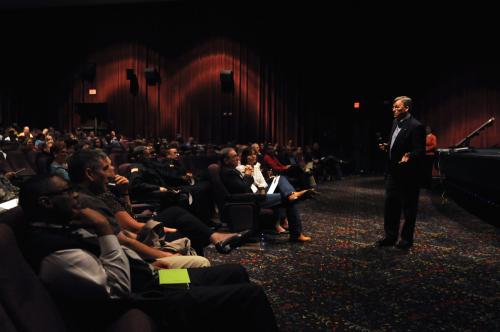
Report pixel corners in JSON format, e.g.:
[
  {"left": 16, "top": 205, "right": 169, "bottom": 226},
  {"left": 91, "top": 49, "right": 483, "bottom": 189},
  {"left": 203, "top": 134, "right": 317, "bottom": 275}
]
[
  {"left": 220, "top": 166, "right": 254, "bottom": 194},
  {"left": 387, "top": 114, "right": 425, "bottom": 176}
]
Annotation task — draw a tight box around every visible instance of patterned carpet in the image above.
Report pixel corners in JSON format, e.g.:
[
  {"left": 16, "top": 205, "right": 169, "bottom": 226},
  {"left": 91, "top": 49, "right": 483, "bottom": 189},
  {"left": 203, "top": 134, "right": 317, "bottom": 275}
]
[{"left": 205, "top": 176, "right": 500, "bottom": 331}]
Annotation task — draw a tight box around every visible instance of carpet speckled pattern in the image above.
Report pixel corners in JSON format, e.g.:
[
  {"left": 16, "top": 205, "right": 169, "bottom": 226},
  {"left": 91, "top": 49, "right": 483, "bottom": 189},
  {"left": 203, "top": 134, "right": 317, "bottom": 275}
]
[{"left": 205, "top": 176, "right": 500, "bottom": 331}]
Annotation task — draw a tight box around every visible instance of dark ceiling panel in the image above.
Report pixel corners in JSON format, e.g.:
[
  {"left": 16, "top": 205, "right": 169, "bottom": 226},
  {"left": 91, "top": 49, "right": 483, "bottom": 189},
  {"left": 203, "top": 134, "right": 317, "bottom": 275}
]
[{"left": 0, "top": 0, "right": 175, "bottom": 9}]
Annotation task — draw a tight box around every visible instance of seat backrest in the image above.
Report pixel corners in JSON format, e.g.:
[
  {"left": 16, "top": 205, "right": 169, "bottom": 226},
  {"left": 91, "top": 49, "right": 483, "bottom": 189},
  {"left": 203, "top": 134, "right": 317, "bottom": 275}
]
[
  {"left": 118, "top": 163, "right": 132, "bottom": 177},
  {"left": 24, "top": 151, "right": 40, "bottom": 170},
  {"left": 0, "top": 207, "right": 27, "bottom": 243},
  {"left": 35, "top": 153, "right": 53, "bottom": 175},
  {"left": 109, "top": 151, "right": 128, "bottom": 168},
  {"left": 1, "top": 142, "right": 19, "bottom": 152},
  {"left": 6, "top": 150, "right": 36, "bottom": 176},
  {"left": 0, "top": 224, "right": 66, "bottom": 332},
  {"left": 207, "top": 163, "right": 229, "bottom": 213},
  {"left": 0, "top": 152, "right": 13, "bottom": 173},
  {"left": 180, "top": 155, "right": 195, "bottom": 173}
]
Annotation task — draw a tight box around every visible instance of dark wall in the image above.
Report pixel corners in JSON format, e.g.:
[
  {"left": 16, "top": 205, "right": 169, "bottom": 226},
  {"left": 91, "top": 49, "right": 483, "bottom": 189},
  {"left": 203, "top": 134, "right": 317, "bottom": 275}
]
[{"left": 1, "top": 2, "right": 499, "bottom": 168}]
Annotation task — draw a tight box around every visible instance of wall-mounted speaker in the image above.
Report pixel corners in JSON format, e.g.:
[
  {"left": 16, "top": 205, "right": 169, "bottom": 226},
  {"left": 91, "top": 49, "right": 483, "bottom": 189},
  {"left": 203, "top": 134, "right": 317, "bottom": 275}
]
[
  {"left": 144, "top": 68, "right": 161, "bottom": 85},
  {"left": 126, "top": 68, "right": 135, "bottom": 80},
  {"left": 220, "top": 69, "right": 234, "bottom": 92}
]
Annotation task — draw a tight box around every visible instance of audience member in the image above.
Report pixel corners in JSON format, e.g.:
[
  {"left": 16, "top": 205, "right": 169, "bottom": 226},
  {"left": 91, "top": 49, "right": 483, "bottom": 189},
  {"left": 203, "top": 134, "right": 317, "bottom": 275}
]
[
  {"left": 69, "top": 149, "right": 243, "bottom": 255},
  {"left": 49, "top": 141, "right": 70, "bottom": 181},
  {"left": 221, "top": 147, "right": 312, "bottom": 242},
  {"left": 19, "top": 174, "right": 278, "bottom": 331}
]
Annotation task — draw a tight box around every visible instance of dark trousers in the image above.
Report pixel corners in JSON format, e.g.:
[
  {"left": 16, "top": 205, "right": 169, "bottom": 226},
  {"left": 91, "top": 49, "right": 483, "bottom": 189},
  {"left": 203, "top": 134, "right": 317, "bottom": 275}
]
[
  {"left": 384, "top": 173, "right": 420, "bottom": 243},
  {"left": 154, "top": 206, "right": 213, "bottom": 254},
  {"left": 179, "top": 180, "right": 215, "bottom": 225},
  {"left": 260, "top": 200, "right": 302, "bottom": 237},
  {"left": 133, "top": 264, "right": 278, "bottom": 331},
  {"left": 62, "top": 264, "right": 278, "bottom": 332}
]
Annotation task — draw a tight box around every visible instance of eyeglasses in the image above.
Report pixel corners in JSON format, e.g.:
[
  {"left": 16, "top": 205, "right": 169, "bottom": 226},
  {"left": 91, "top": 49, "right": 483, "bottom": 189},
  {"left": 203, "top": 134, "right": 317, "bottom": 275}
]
[{"left": 41, "top": 186, "right": 75, "bottom": 196}]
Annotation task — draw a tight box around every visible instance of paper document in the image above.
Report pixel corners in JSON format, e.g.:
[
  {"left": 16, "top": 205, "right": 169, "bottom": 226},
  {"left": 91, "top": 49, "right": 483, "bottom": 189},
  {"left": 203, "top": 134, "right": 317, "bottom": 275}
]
[
  {"left": 0, "top": 198, "right": 19, "bottom": 212},
  {"left": 267, "top": 176, "right": 280, "bottom": 194}
]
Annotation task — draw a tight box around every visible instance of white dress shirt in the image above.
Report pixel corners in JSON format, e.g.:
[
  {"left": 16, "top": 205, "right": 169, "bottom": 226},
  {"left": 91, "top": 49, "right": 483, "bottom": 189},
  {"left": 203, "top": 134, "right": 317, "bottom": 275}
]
[{"left": 36, "top": 228, "right": 131, "bottom": 300}]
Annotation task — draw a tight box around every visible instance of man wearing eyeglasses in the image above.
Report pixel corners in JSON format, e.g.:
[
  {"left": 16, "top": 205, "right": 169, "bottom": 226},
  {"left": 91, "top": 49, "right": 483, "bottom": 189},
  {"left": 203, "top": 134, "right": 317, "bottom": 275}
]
[
  {"left": 19, "top": 174, "right": 278, "bottom": 331},
  {"left": 376, "top": 96, "right": 425, "bottom": 250}
]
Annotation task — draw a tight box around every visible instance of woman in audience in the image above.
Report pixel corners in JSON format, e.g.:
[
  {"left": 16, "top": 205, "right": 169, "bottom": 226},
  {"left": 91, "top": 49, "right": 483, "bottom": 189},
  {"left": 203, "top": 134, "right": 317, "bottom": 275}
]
[
  {"left": 263, "top": 144, "right": 316, "bottom": 190},
  {"left": 294, "top": 146, "right": 316, "bottom": 188},
  {"left": 237, "top": 148, "right": 304, "bottom": 234}
]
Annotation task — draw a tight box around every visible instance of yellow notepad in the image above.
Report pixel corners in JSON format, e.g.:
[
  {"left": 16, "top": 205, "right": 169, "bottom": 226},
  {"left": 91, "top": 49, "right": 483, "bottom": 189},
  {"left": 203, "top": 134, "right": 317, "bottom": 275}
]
[{"left": 158, "top": 269, "right": 191, "bottom": 285}]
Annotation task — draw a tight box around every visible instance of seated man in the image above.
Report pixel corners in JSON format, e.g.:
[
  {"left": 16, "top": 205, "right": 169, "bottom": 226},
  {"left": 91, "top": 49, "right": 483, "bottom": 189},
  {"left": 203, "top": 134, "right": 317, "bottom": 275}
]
[
  {"left": 68, "top": 149, "right": 243, "bottom": 255},
  {"left": 128, "top": 145, "right": 184, "bottom": 207},
  {"left": 160, "top": 147, "right": 214, "bottom": 224},
  {"left": 19, "top": 174, "right": 278, "bottom": 331},
  {"left": 311, "top": 142, "right": 345, "bottom": 181},
  {"left": 65, "top": 150, "right": 208, "bottom": 268},
  {"left": 160, "top": 147, "right": 195, "bottom": 187},
  {"left": 220, "top": 147, "right": 312, "bottom": 242}
]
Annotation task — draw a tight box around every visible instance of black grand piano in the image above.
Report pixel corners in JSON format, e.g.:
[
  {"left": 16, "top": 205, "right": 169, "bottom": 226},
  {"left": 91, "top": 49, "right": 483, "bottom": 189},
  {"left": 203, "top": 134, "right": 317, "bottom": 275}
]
[{"left": 437, "top": 117, "right": 500, "bottom": 217}]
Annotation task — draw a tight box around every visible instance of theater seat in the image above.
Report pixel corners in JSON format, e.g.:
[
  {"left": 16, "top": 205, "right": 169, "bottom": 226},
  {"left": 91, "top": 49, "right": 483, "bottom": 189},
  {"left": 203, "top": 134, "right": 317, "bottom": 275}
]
[
  {"left": 6, "top": 150, "right": 36, "bottom": 177},
  {"left": 117, "top": 163, "right": 132, "bottom": 177},
  {"left": 207, "top": 163, "right": 275, "bottom": 233}
]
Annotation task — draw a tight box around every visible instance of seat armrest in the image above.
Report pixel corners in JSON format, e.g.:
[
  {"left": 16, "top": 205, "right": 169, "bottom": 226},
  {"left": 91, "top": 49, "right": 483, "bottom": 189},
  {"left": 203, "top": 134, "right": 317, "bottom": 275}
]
[
  {"left": 134, "top": 214, "right": 154, "bottom": 222},
  {"left": 131, "top": 203, "right": 156, "bottom": 211},
  {"left": 225, "top": 193, "right": 266, "bottom": 203}
]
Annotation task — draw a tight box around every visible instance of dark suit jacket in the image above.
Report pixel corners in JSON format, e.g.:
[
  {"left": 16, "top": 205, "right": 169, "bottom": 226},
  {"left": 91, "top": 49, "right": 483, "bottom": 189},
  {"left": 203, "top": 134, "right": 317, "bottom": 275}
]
[
  {"left": 129, "top": 160, "right": 167, "bottom": 196},
  {"left": 388, "top": 114, "right": 426, "bottom": 177},
  {"left": 160, "top": 158, "right": 189, "bottom": 187},
  {"left": 220, "top": 166, "right": 254, "bottom": 194}
]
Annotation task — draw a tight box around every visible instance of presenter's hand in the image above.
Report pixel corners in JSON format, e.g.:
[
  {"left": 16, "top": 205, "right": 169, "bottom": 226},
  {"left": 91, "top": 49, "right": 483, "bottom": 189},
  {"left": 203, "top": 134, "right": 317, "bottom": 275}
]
[
  {"left": 379, "top": 143, "right": 388, "bottom": 152},
  {"left": 398, "top": 153, "right": 410, "bottom": 164}
]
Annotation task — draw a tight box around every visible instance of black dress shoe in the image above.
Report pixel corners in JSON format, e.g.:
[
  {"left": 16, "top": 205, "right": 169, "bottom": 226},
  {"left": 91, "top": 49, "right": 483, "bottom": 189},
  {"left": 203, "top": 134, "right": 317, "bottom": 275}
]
[
  {"left": 395, "top": 240, "right": 413, "bottom": 250},
  {"left": 375, "top": 238, "right": 397, "bottom": 247},
  {"left": 299, "top": 189, "right": 317, "bottom": 200},
  {"left": 215, "top": 233, "right": 243, "bottom": 254},
  {"left": 238, "top": 229, "right": 252, "bottom": 239}
]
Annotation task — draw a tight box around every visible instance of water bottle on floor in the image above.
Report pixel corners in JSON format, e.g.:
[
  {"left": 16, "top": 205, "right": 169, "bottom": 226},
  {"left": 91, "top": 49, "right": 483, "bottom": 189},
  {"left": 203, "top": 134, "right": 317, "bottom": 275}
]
[{"left": 259, "top": 232, "right": 266, "bottom": 250}]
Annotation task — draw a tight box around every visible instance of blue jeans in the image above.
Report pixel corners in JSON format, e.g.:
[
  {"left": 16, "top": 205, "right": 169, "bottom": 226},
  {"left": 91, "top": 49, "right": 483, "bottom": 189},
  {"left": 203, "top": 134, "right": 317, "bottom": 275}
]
[{"left": 259, "top": 176, "right": 303, "bottom": 237}]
